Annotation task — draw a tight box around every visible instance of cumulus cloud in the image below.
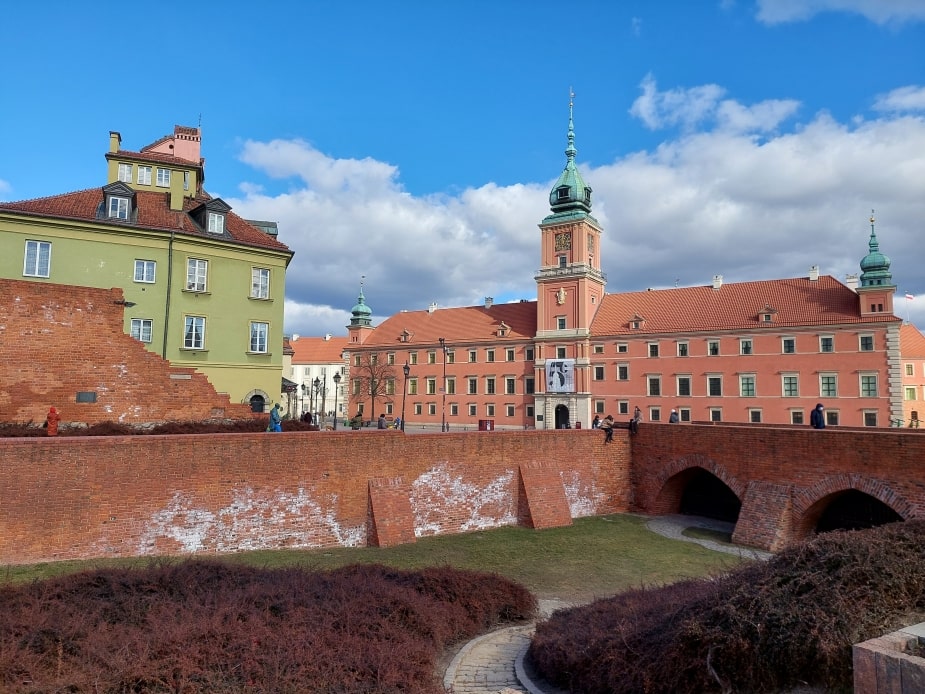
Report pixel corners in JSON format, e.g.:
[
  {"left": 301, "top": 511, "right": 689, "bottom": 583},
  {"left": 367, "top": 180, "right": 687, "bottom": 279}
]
[
  {"left": 229, "top": 82, "right": 925, "bottom": 337},
  {"left": 873, "top": 85, "right": 925, "bottom": 113},
  {"left": 755, "top": 0, "right": 925, "bottom": 25}
]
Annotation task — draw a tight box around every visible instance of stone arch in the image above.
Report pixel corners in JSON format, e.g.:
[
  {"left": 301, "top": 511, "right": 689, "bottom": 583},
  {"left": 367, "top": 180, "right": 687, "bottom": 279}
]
[
  {"left": 243, "top": 389, "right": 270, "bottom": 414},
  {"left": 651, "top": 453, "right": 746, "bottom": 517},
  {"left": 791, "top": 474, "right": 913, "bottom": 541}
]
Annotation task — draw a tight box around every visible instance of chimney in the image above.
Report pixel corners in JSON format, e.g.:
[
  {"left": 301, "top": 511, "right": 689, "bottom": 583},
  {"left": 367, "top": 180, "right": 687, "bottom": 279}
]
[
  {"left": 845, "top": 274, "right": 859, "bottom": 292},
  {"left": 428, "top": 302, "right": 437, "bottom": 314},
  {"left": 324, "top": 333, "right": 332, "bottom": 340},
  {"left": 485, "top": 297, "right": 493, "bottom": 308},
  {"left": 809, "top": 265, "right": 819, "bottom": 281},
  {"left": 712, "top": 275, "right": 723, "bottom": 290}
]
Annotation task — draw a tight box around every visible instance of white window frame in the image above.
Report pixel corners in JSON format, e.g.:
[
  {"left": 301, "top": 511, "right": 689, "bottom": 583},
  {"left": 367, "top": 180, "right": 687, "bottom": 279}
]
[
  {"left": 677, "top": 375, "right": 691, "bottom": 397},
  {"left": 137, "top": 166, "right": 152, "bottom": 185},
  {"left": 647, "top": 375, "right": 661, "bottom": 397},
  {"left": 251, "top": 267, "right": 270, "bottom": 299},
  {"left": 782, "top": 337, "right": 796, "bottom": 354},
  {"left": 677, "top": 342, "right": 689, "bottom": 357},
  {"left": 156, "top": 167, "right": 171, "bottom": 187},
  {"left": 183, "top": 316, "right": 206, "bottom": 350},
  {"left": 860, "top": 373, "right": 878, "bottom": 398},
  {"left": 130, "top": 318, "right": 153, "bottom": 343},
  {"left": 108, "top": 196, "right": 129, "bottom": 220},
  {"left": 134, "top": 260, "right": 156, "bottom": 283},
  {"left": 820, "top": 335, "right": 834, "bottom": 353},
  {"left": 740, "top": 374, "right": 756, "bottom": 397},
  {"left": 24, "top": 240, "right": 51, "bottom": 277},
  {"left": 186, "top": 258, "right": 208, "bottom": 292},
  {"left": 782, "top": 374, "right": 799, "bottom": 397},
  {"left": 859, "top": 334, "right": 874, "bottom": 352},
  {"left": 117, "top": 163, "right": 133, "bottom": 182},
  {"left": 249, "top": 321, "right": 269, "bottom": 353},
  {"left": 468, "top": 404, "right": 477, "bottom": 416},
  {"left": 820, "top": 373, "right": 838, "bottom": 398},
  {"left": 740, "top": 338, "right": 753, "bottom": 355},
  {"left": 207, "top": 212, "right": 225, "bottom": 234}
]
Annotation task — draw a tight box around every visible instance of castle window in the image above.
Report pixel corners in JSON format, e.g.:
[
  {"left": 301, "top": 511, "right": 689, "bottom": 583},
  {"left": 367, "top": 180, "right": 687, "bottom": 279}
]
[
  {"left": 708, "top": 340, "right": 720, "bottom": 356},
  {"left": 117, "top": 163, "right": 133, "bottom": 182},
  {"left": 251, "top": 268, "right": 270, "bottom": 299},
  {"left": 618, "top": 364, "right": 629, "bottom": 380},
  {"left": 782, "top": 337, "right": 795, "bottom": 354},
  {"left": 820, "top": 336, "right": 834, "bottom": 353},
  {"left": 860, "top": 373, "right": 878, "bottom": 397},
  {"left": 505, "top": 377, "right": 516, "bottom": 394},
  {"left": 506, "top": 348, "right": 515, "bottom": 361},
  {"left": 558, "top": 256, "right": 567, "bottom": 268},
  {"left": 740, "top": 339, "right": 753, "bottom": 355},
  {"left": 137, "top": 166, "right": 152, "bottom": 185},
  {"left": 859, "top": 334, "right": 874, "bottom": 352},
  {"left": 677, "top": 375, "right": 691, "bottom": 396},
  {"left": 183, "top": 316, "right": 206, "bottom": 349},
  {"left": 186, "top": 258, "right": 208, "bottom": 292},
  {"left": 739, "top": 375, "right": 756, "bottom": 397},
  {"left": 648, "top": 343, "right": 659, "bottom": 357},
  {"left": 647, "top": 375, "right": 661, "bottom": 396},
  {"left": 863, "top": 411, "right": 878, "bottom": 427},
  {"left": 677, "top": 342, "right": 689, "bottom": 357},
  {"left": 557, "top": 316, "right": 566, "bottom": 330},
  {"left": 594, "top": 366, "right": 605, "bottom": 381}
]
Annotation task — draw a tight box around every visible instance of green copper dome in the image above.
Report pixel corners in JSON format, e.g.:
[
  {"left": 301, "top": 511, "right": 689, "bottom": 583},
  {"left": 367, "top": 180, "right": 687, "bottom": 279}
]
[
  {"left": 349, "top": 286, "right": 372, "bottom": 327},
  {"left": 548, "top": 94, "right": 592, "bottom": 215},
  {"left": 859, "top": 214, "right": 893, "bottom": 287}
]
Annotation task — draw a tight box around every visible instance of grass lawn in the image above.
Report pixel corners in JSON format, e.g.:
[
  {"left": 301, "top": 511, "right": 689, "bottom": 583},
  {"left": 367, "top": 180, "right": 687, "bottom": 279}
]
[{"left": 0, "top": 514, "right": 744, "bottom": 602}]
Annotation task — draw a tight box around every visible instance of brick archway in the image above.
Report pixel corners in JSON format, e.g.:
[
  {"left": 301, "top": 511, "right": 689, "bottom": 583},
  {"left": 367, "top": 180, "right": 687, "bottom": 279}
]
[{"left": 650, "top": 453, "right": 745, "bottom": 516}]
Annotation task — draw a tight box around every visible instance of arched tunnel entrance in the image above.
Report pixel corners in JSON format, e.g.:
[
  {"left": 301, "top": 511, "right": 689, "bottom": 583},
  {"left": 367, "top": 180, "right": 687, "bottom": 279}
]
[
  {"left": 675, "top": 468, "right": 742, "bottom": 523},
  {"left": 815, "top": 490, "right": 903, "bottom": 533}
]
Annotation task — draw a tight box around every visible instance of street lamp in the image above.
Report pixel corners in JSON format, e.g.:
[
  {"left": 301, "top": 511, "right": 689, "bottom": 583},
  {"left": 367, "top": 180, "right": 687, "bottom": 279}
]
[
  {"left": 319, "top": 374, "right": 327, "bottom": 428},
  {"left": 313, "top": 377, "right": 321, "bottom": 423},
  {"left": 332, "top": 371, "right": 342, "bottom": 430},
  {"left": 300, "top": 383, "right": 306, "bottom": 419},
  {"left": 439, "top": 337, "right": 447, "bottom": 432},
  {"left": 401, "top": 362, "right": 410, "bottom": 432}
]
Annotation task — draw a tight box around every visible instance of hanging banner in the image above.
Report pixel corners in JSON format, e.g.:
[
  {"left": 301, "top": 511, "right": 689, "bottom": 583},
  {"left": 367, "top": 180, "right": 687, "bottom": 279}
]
[{"left": 545, "top": 359, "right": 575, "bottom": 393}]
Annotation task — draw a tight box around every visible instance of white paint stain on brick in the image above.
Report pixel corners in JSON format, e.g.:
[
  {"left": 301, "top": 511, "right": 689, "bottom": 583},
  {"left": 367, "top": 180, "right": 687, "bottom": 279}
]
[
  {"left": 411, "top": 464, "right": 516, "bottom": 537},
  {"left": 137, "top": 487, "right": 364, "bottom": 555},
  {"left": 561, "top": 470, "right": 606, "bottom": 517}
]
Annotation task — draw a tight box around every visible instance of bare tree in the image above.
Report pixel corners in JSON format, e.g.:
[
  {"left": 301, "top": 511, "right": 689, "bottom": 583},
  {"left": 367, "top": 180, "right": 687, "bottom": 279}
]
[{"left": 350, "top": 353, "right": 396, "bottom": 422}]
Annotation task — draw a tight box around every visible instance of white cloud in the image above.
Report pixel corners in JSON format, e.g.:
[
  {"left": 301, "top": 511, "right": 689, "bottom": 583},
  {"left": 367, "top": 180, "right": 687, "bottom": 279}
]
[
  {"left": 229, "top": 85, "right": 925, "bottom": 337},
  {"left": 756, "top": 0, "right": 925, "bottom": 25},
  {"left": 873, "top": 85, "right": 925, "bottom": 113}
]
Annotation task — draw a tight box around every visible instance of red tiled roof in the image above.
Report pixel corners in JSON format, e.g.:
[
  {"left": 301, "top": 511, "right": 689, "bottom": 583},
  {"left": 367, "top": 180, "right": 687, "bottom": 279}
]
[
  {"left": 901, "top": 324, "right": 925, "bottom": 358},
  {"left": 0, "top": 188, "right": 291, "bottom": 254},
  {"left": 105, "top": 150, "right": 202, "bottom": 166},
  {"left": 361, "top": 302, "right": 537, "bottom": 348},
  {"left": 290, "top": 336, "right": 350, "bottom": 363},
  {"left": 591, "top": 276, "right": 895, "bottom": 335}
]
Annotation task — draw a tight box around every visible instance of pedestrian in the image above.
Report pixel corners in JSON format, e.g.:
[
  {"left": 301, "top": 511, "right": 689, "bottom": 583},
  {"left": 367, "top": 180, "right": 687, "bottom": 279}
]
[
  {"left": 591, "top": 415, "right": 601, "bottom": 429},
  {"left": 629, "top": 406, "right": 641, "bottom": 435},
  {"left": 378, "top": 414, "right": 387, "bottom": 429},
  {"left": 810, "top": 403, "right": 826, "bottom": 429},
  {"left": 669, "top": 409, "right": 679, "bottom": 424},
  {"left": 393, "top": 416, "right": 401, "bottom": 430},
  {"left": 600, "top": 414, "right": 615, "bottom": 443},
  {"left": 44, "top": 407, "right": 60, "bottom": 437},
  {"left": 267, "top": 403, "right": 282, "bottom": 432}
]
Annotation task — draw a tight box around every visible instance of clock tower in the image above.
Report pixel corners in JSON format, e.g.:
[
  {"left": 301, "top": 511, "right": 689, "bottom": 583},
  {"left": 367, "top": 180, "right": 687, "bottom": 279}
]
[{"left": 533, "top": 93, "right": 606, "bottom": 428}]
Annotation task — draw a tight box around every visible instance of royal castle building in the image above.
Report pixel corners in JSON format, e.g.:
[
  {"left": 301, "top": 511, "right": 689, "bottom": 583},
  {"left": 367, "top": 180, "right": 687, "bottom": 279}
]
[{"left": 344, "top": 104, "right": 912, "bottom": 430}]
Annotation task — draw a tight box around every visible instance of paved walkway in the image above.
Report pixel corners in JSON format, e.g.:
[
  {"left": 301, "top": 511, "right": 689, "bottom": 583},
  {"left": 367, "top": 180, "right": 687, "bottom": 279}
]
[{"left": 442, "top": 515, "right": 771, "bottom": 693}]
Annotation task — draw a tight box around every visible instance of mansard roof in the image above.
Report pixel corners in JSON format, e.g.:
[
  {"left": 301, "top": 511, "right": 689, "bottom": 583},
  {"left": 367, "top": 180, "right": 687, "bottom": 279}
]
[
  {"left": 591, "top": 275, "right": 896, "bottom": 336},
  {"left": 0, "top": 188, "right": 291, "bottom": 254},
  {"left": 360, "top": 301, "right": 537, "bottom": 348}
]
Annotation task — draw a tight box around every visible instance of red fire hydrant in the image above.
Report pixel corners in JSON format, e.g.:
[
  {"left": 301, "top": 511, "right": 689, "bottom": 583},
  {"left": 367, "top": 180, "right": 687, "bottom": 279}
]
[{"left": 45, "top": 407, "right": 60, "bottom": 437}]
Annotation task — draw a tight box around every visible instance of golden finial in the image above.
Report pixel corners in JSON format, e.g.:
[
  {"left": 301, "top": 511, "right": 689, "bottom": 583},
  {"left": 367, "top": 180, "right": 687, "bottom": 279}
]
[{"left": 870, "top": 209, "right": 875, "bottom": 225}]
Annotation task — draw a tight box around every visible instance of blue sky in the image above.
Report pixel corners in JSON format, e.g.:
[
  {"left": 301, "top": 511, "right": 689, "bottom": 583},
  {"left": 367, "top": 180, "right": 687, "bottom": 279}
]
[{"left": 2, "top": 0, "right": 924, "bottom": 336}]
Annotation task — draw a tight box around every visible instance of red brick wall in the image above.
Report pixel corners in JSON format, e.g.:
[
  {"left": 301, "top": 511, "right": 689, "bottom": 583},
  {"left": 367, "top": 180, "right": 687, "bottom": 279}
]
[
  {"left": 0, "top": 279, "right": 253, "bottom": 426},
  {"left": 631, "top": 424, "right": 925, "bottom": 549},
  {"left": 0, "top": 430, "right": 631, "bottom": 564}
]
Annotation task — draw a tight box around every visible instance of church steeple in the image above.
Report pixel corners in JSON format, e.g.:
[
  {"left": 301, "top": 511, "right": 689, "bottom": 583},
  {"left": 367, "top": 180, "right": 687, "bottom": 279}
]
[
  {"left": 347, "top": 276, "right": 375, "bottom": 344},
  {"left": 547, "top": 89, "right": 593, "bottom": 219},
  {"left": 859, "top": 212, "right": 893, "bottom": 287}
]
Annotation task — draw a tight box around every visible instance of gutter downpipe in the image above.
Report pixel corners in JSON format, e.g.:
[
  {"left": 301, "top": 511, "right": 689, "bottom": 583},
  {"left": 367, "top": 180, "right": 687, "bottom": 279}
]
[{"left": 162, "top": 229, "right": 174, "bottom": 358}]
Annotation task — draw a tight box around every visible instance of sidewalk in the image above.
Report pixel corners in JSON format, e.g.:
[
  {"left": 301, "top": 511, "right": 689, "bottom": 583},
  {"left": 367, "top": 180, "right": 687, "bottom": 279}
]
[{"left": 442, "top": 515, "right": 770, "bottom": 693}]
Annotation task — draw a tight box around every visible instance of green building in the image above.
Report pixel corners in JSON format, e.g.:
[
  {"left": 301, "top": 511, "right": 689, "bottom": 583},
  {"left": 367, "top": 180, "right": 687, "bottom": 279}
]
[{"left": 0, "top": 125, "right": 293, "bottom": 411}]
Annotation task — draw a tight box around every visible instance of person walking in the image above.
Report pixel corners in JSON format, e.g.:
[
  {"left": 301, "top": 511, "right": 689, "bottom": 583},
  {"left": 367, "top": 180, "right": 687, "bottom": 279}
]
[
  {"left": 267, "top": 403, "right": 282, "bottom": 432},
  {"left": 600, "top": 414, "right": 615, "bottom": 443},
  {"left": 810, "top": 403, "right": 826, "bottom": 429},
  {"left": 669, "top": 409, "right": 679, "bottom": 424},
  {"left": 377, "top": 414, "right": 387, "bottom": 429}
]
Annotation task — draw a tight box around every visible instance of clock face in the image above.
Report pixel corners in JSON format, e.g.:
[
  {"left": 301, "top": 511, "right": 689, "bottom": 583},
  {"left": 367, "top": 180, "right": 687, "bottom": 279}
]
[{"left": 555, "top": 232, "right": 572, "bottom": 251}]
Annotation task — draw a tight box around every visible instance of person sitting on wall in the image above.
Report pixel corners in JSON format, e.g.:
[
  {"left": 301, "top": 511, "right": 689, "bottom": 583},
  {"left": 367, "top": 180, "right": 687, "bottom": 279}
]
[
  {"left": 592, "top": 415, "right": 600, "bottom": 429},
  {"left": 600, "top": 414, "right": 615, "bottom": 443}
]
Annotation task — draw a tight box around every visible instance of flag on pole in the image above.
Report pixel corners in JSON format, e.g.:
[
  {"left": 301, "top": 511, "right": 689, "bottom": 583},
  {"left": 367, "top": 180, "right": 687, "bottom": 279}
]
[{"left": 906, "top": 293, "right": 915, "bottom": 301}]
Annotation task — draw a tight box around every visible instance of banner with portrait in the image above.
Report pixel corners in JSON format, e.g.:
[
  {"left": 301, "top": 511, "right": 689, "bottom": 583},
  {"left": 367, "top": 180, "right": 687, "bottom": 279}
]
[{"left": 545, "top": 359, "right": 575, "bottom": 393}]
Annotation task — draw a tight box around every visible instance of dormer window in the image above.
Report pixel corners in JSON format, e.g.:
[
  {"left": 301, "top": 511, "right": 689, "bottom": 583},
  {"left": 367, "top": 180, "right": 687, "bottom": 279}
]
[
  {"left": 498, "top": 321, "right": 510, "bottom": 337},
  {"left": 630, "top": 313, "right": 646, "bottom": 330},
  {"left": 108, "top": 196, "right": 129, "bottom": 220},
  {"left": 399, "top": 329, "right": 413, "bottom": 343},
  {"left": 556, "top": 186, "right": 570, "bottom": 200},
  {"left": 759, "top": 304, "right": 778, "bottom": 323},
  {"left": 583, "top": 186, "right": 592, "bottom": 204},
  {"left": 208, "top": 212, "right": 225, "bottom": 234}
]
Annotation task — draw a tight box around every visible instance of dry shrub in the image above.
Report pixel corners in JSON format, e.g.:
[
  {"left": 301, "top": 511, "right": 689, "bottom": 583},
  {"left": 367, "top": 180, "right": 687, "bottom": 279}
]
[
  {"left": 0, "top": 560, "right": 535, "bottom": 693},
  {"left": 529, "top": 520, "right": 925, "bottom": 693}
]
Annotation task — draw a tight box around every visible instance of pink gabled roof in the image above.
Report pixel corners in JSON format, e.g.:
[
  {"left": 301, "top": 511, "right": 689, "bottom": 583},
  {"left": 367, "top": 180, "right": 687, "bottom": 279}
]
[
  {"left": 361, "top": 301, "right": 537, "bottom": 348},
  {"left": 290, "top": 336, "right": 350, "bottom": 363},
  {"left": 901, "top": 324, "right": 925, "bottom": 358},
  {"left": 591, "top": 275, "right": 895, "bottom": 335},
  {"left": 0, "top": 188, "right": 291, "bottom": 254}
]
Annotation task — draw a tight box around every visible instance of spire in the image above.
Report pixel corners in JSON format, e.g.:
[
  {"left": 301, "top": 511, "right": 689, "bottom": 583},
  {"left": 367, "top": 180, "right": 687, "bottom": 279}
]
[
  {"left": 349, "top": 275, "right": 373, "bottom": 327},
  {"left": 547, "top": 88, "right": 592, "bottom": 217},
  {"left": 859, "top": 210, "right": 893, "bottom": 287}
]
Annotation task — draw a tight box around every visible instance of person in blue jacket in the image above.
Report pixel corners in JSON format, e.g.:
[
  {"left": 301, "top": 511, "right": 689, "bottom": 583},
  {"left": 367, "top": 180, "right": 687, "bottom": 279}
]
[{"left": 268, "top": 403, "right": 283, "bottom": 432}]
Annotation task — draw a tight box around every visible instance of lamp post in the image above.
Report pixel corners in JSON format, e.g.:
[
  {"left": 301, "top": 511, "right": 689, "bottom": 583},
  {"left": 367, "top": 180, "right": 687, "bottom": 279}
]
[
  {"left": 300, "top": 383, "right": 306, "bottom": 419},
  {"left": 332, "top": 371, "right": 341, "bottom": 430},
  {"left": 313, "top": 377, "right": 321, "bottom": 424},
  {"left": 320, "top": 374, "right": 327, "bottom": 428},
  {"left": 439, "top": 337, "right": 447, "bottom": 432},
  {"left": 401, "top": 362, "right": 410, "bottom": 432}
]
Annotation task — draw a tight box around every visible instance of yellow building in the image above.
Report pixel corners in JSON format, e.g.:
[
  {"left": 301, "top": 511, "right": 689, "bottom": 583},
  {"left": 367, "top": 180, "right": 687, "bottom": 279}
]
[{"left": 0, "top": 125, "right": 293, "bottom": 411}]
